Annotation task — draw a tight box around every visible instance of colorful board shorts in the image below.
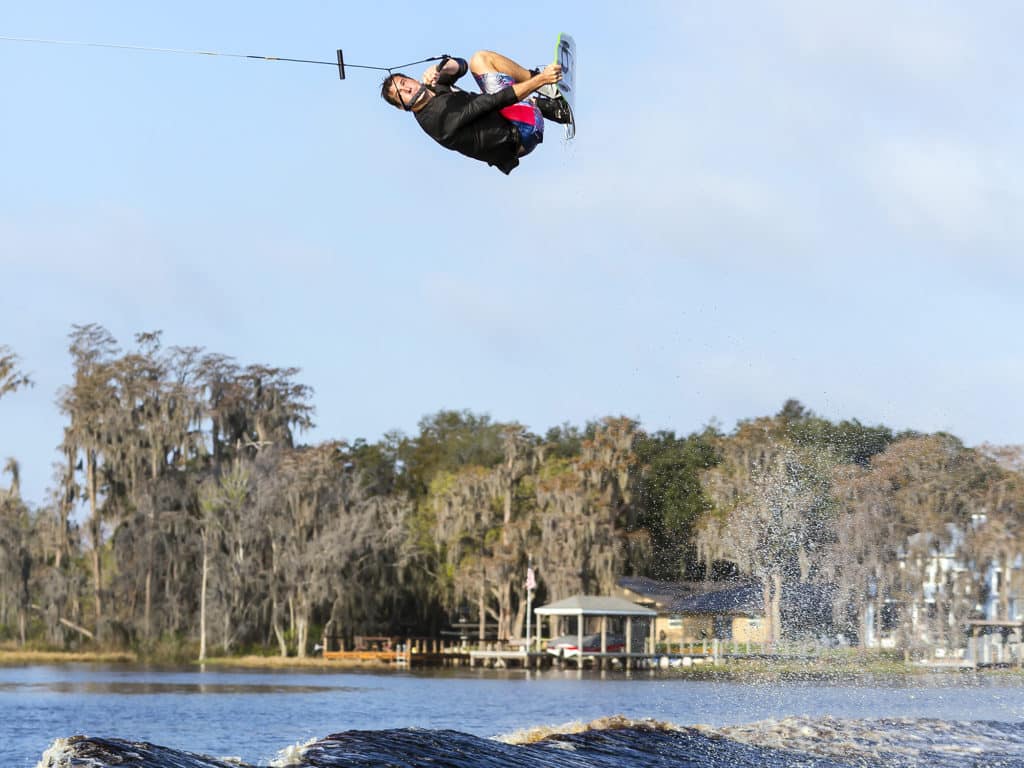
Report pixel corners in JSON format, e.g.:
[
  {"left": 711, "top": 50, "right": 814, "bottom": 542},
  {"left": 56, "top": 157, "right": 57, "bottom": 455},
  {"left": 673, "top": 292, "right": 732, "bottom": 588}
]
[{"left": 474, "top": 72, "right": 544, "bottom": 156}]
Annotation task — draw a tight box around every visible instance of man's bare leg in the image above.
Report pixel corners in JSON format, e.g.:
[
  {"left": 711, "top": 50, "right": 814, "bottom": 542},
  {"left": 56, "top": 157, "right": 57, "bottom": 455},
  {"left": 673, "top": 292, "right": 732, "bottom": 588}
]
[{"left": 469, "top": 50, "right": 532, "bottom": 82}]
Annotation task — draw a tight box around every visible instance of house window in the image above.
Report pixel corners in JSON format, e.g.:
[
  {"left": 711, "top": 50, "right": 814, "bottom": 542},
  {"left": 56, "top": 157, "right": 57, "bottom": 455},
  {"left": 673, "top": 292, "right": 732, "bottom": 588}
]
[
  {"left": 748, "top": 619, "right": 761, "bottom": 630},
  {"left": 667, "top": 614, "right": 683, "bottom": 629}
]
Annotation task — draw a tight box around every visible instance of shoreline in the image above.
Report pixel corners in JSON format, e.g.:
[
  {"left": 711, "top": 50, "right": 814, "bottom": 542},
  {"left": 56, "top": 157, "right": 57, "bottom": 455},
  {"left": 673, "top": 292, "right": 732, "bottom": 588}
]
[
  {"left": 0, "top": 650, "right": 411, "bottom": 670},
  {"left": 2, "top": 649, "right": 1020, "bottom": 678},
  {"left": 0, "top": 650, "right": 138, "bottom": 665}
]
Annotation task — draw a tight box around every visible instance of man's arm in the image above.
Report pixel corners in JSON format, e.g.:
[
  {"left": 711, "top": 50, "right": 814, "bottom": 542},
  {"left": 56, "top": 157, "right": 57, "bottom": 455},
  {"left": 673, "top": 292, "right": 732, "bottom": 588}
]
[
  {"left": 425, "top": 60, "right": 560, "bottom": 99},
  {"left": 512, "top": 63, "right": 561, "bottom": 101},
  {"left": 423, "top": 57, "right": 468, "bottom": 88}
]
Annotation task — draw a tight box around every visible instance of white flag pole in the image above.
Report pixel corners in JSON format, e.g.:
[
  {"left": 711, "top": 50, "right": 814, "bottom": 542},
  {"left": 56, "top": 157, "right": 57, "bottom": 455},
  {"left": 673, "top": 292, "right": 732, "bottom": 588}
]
[{"left": 525, "top": 556, "right": 534, "bottom": 652}]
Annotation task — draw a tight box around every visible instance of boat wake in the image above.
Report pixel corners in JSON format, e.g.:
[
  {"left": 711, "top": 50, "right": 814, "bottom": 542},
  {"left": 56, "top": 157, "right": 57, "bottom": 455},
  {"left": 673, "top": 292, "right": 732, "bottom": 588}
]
[{"left": 36, "top": 716, "right": 1024, "bottom": 767}]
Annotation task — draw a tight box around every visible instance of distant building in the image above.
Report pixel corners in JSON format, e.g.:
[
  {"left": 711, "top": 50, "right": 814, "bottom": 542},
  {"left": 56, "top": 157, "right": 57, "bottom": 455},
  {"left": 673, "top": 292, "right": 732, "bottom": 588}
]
[
  {"left": 984, "top": 553, "right": 1024, "bottom": 622},
  {"left": 887, "top": 520, "right": 1024, "bottom": 653},
  {"left": 668, "top": 582, "right": 836, "bottom": 643},
  {"left": 614, "top": 577, "right": 709, "bottom": 646}
]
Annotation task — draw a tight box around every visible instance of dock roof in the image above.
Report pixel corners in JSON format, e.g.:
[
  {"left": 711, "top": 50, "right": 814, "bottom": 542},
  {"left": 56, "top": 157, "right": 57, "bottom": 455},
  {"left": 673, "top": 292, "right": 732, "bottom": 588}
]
[{"left": 534, "top": 594, "right": 657, "bottom": 617}]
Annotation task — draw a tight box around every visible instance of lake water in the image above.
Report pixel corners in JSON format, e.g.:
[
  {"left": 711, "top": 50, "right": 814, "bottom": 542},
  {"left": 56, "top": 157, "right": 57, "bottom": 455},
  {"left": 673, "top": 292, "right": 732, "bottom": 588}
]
[{"left": 5, "top": 664, "right": 1024, "bottom": 766}]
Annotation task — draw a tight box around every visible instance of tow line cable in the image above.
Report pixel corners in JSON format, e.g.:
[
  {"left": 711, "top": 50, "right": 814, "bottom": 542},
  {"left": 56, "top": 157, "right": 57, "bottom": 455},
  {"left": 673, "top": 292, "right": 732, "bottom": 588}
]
[{"left": 0, "top": 35, "right": 445, "bottom": 82}]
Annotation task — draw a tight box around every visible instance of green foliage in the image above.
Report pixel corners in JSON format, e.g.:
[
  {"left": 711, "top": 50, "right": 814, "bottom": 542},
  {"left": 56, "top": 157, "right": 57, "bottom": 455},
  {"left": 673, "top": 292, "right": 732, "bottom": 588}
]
[
  {"left": 0, "top": 345, "right": 33, "bottom": 401},
  {"left": 427, "top": 469, "right": 459, "bottom": 499},
  {"left": 518, "top": 475, "right": 537, "bottom": 497},
  {"left": 776, "top": 398, "right": 895, "bottom": 466},
  {"left": 543, "top": 422, "right": 587, "bottom": 459},
  {"left": 397, "top": 410, "right": 507, "bottom": 498},
  {"left": 482, "top": 526, "right": 503, "bottom": 548},
  {"left": 348, "top": 435, "right": 401, "bottom": 496},
  {"left": 537, "top": 456, "right": 575, "bottom": 482},
  {"left": 634, "top": 428, "right": 721, "bottom": 579},
  {"left": 138, "top": 633, "right": 198, "bottom": 664}
]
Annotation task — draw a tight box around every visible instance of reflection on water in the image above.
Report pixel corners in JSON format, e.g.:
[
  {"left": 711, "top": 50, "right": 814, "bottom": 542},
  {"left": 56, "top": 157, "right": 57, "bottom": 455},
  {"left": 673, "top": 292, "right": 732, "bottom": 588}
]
[{"left": 0, "top": 680, "right": 342, "bottom": 695}]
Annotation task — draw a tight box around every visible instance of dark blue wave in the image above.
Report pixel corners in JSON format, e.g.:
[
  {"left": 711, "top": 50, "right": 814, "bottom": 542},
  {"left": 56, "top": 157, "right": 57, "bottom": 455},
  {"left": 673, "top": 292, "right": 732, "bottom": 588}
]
[
  {"left": 301, "top": 726, "right": 852, "bottom": 767},
  {"left": 41, "top": 719, "right": 1024, "bottom": 768},
  {"left": 44, "top": 736, "right": 245, "bottom": 768}
]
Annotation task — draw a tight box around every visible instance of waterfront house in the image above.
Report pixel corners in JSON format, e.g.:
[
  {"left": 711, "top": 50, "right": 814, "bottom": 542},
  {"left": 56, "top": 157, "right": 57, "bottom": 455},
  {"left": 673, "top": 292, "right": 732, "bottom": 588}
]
[
  {"left": 669, "top": 582, "right": 835, "bottom": 643},
  {"left": 887, "top": 519, "right": 1024, "bottom": 661},
  {"left": 614, "top": 577, "right": 710, "bottom": 646}
]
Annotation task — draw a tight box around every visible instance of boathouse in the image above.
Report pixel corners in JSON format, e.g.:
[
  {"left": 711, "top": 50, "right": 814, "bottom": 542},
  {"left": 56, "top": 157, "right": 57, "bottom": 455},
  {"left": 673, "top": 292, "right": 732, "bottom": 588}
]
[{"left": 534, "top": 594, "right": 658, "bottom": 668}]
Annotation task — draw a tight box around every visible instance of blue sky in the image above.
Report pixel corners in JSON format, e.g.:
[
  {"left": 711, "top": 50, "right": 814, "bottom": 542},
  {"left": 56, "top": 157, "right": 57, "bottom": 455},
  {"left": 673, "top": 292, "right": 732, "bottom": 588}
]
[{"left": 2, "top": 1, "right": 1022, "bottom": 506}]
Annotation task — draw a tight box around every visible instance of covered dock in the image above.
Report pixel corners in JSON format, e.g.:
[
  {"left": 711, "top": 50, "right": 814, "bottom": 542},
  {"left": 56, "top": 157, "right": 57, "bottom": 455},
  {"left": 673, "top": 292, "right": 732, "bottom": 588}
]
[{"left": 534, "top": 594, "right": 658, "bottom": 669}]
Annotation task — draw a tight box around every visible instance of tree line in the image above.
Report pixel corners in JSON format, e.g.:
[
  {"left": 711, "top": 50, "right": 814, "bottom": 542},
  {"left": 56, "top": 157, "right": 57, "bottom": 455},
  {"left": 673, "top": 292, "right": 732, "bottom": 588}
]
[{"left": 1, "top": 329, "right": 1022, "bottom": 657}]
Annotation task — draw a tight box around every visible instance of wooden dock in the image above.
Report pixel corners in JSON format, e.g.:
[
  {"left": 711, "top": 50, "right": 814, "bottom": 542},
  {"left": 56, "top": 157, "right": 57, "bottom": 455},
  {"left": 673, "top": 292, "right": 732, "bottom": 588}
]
[
  {"left": 323, "top": 650, "right": 407, "bottom": 664},
  {"left": 320, "top": 636, "right": 850, "bottom": 670},
  {"left": 323, "top": 649, "right": 470, "bottom": 667},
  {"left": 467, "top": 648, "right": 717, "bottom": 670},
  {"left": 320, "top": 640, "right": 870, "bottom": 671},
  {"left": 468, "top": 649, "right": 527, "bottom": 667},
  {"left": 320, "top": 635, "right": 470, "bottom": 667}
]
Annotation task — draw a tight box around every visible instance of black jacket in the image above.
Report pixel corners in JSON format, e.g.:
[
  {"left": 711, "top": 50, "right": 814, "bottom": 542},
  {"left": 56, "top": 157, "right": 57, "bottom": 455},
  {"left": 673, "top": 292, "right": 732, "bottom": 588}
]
[{"left": 414, "top": 85, "right": 522, "bottom": 174}]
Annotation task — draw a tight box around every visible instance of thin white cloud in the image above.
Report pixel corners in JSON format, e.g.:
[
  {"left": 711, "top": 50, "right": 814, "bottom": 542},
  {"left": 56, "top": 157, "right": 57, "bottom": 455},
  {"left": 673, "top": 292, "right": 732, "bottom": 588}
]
[
  {"left": 674, "top": 343, "right": 1024, "bottom": 449},
  {"left": 860, "top": 138, "right": 1021, "bottom": 247},
  {"left": 0, "top": 205, "right": 173, "bottom": 278},
  {"left": 778, "top": 0, "right": 977, "bottom": 83},
  {"left": 524, "top": 111, "right": 821, "bottom": 268},
  {"left": 419, "top": 272, "right": 554, "bottom": 362}
]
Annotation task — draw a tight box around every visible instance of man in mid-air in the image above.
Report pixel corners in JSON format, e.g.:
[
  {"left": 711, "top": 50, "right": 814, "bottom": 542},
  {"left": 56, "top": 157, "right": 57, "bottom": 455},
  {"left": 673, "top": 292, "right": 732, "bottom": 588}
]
[{"left": 380, "top": 50, "right": 570, "bottom": 174}]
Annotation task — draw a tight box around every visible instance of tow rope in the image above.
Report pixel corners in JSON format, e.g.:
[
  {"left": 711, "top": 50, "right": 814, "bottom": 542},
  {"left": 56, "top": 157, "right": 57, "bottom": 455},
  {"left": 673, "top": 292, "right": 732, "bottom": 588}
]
[{"left": 0, "top": 35, "right": 444, "bottom": 82}]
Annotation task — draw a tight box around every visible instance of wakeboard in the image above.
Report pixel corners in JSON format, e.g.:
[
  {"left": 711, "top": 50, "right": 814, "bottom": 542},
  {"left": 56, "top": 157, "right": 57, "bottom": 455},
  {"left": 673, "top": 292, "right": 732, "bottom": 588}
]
[{"left": 554, "top": 32, "right": 576, "bottom": 139}]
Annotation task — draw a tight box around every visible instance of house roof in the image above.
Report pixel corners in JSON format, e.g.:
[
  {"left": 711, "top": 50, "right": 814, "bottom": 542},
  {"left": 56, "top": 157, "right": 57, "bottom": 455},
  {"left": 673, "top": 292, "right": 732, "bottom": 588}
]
[
  {"left": 670, "top": 583, "right": 764, "bottom": 616},
  {"left": 534, "top": 594, "right": 658, "bottom": 617},
  {"left": 616, "top": 577, "right": 705, "bottom": 607},
  {"left": 670, "top": 582, "right": 835, "bottom": 617}
]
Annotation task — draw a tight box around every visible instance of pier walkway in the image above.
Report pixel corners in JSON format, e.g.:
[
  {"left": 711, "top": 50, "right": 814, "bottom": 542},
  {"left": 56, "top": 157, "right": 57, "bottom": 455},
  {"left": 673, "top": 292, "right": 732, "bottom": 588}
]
[{"left": 467, "top": 647, "right": 719, "bottom": 670}]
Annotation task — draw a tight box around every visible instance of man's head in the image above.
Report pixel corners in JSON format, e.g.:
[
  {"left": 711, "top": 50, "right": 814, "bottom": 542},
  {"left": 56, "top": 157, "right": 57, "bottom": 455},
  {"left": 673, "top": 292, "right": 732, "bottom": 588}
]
[{"left": 380, "top": 73, "right": 429, "bottom": 111}]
